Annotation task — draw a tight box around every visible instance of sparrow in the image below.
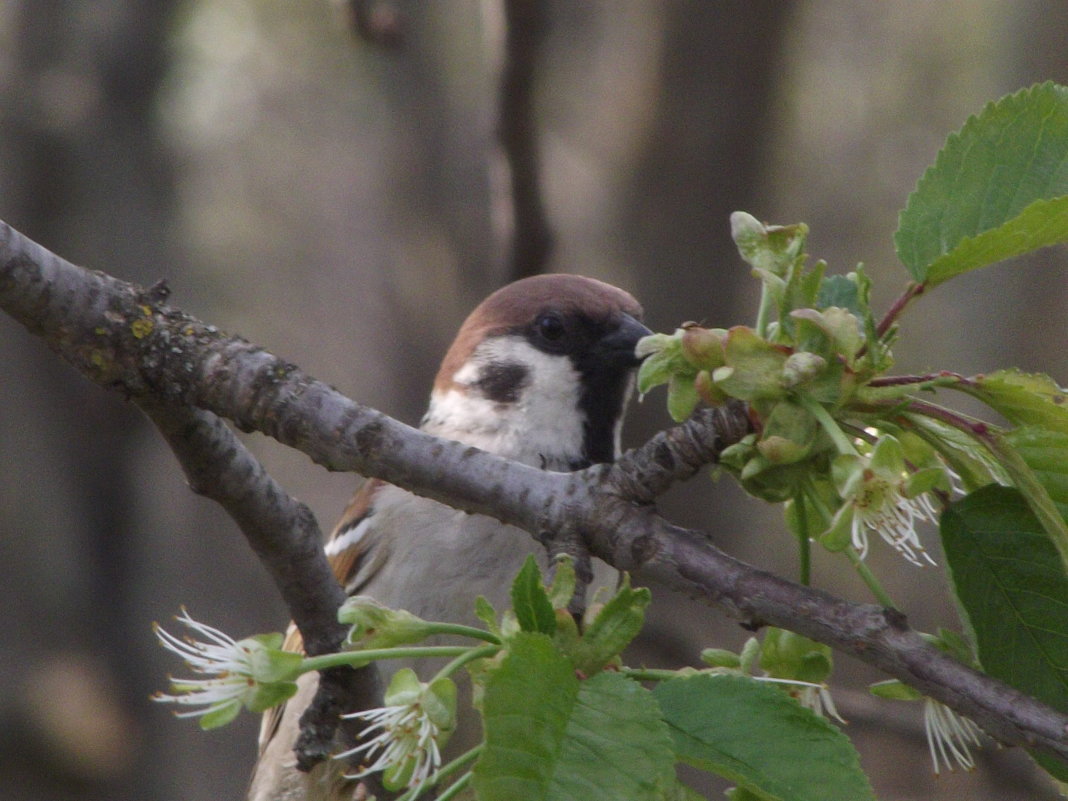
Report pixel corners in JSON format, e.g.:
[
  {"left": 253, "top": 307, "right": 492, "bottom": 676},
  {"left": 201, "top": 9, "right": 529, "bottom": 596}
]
[{"left": 247, "top": 273, "right": 649, "bottom": 800}]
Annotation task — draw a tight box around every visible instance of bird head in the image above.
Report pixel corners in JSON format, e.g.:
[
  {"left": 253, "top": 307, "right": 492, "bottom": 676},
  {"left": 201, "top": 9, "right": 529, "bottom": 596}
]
[{"left": 423, "top": 274, "right": 649, "bottom": 470}]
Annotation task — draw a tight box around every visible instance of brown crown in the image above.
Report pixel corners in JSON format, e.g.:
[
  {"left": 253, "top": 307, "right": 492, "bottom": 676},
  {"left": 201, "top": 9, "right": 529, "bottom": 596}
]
[{"left": 433, "top": 274, "right": 643, "bottom": 393}]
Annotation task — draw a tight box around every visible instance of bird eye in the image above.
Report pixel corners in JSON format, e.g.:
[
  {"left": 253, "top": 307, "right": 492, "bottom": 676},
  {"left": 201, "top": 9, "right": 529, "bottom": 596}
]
[{"left": 535, "top": 313, "right": 566, "bottom": 342}]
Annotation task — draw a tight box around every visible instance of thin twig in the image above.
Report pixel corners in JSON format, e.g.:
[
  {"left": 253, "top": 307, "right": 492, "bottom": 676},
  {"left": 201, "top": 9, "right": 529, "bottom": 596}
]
[{"left": 877, "top": 281, "right": 926, "bottom": 338}]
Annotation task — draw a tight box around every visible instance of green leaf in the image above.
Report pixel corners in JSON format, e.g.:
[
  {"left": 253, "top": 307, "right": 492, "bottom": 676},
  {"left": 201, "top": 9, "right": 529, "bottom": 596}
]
[
  {"left": 668, "top": 373, "right": 701, "bottom": 422},
  {"left": 983, "top": 431, "right": 1068, "bottom": 573},
  {"left": 896, "top": 82, "right": 1068, "bottom": 286},
  {"left": 246, "top": 637, "right": 304, "bottom": 682},
  {"left": 474, "top": 633, "right": 674, "bottom": 801},
  {"left": 816, "top": 274, "right": 861, "bottom": 315},
  {"left": 902, "top": 412, "right": 1008, "bottom": 491},
  {"left": 511, "top": 555, "right": 556, "bottom": 635},
  {"left": 548, "top": 556, "right": 577, "bottom": 609},
  {"left": 940, "top": 485, "right": 1068, "bottom": 781},
  {"left": 246, "top": 680, "right": 299, "bottom": 714},
  {"left": 756, "top": 399, "right": 819, "bottom": 465},
  {"left": 659, "top": 779, "right": 710, "bottom": 801},
  {"left": 968, "top": 369, "right": 1068, "bottom": 435},
  {"left": 199, "top": 700, "right": 242, "bottom": 730},
  {"left": 573, "top": 576, "right": 651, "bottom": 675},
  {"left": 654, "top": 674, "right": 874, "bottom": 801},
  {"left": 714, "top": 327, "right": 789, "bottom": 403},
  {"left": 923, "top": 197, "right": 1068, "bottom": 286},
  {"left": 638, "top": 334, "right": 689, "bottom": 395},
  {"left": 1008, "top": 426, "right": 1068, "bottom": 521},
  {"left": 475, "top": 596, "right": 500, "bottom": 635}
]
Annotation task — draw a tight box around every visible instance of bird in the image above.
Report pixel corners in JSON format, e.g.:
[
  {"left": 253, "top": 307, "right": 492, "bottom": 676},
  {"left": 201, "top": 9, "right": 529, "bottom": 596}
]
[{"left": 247, "top": 273, "right": 649, "bottom": 800}]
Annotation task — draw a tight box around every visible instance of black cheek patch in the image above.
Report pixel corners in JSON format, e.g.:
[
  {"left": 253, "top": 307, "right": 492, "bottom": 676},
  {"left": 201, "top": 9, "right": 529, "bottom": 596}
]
[{"left": 475, "top": 361, "right": 530, "bottom": 404}]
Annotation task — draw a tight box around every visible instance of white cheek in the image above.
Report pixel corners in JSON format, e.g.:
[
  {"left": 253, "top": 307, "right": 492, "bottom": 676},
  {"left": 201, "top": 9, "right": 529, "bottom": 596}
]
[
  {"left": 423, "top": 338, "right": 586, "bottom": 467},
  {"left": 511, "top": 347, "right": 586, "bottom": 459}
]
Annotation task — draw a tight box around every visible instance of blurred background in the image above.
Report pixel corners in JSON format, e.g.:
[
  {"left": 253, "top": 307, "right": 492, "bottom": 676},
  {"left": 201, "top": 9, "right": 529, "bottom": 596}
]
[{"left": 1, "top": 1, "right": 1067, "bottom": 799}]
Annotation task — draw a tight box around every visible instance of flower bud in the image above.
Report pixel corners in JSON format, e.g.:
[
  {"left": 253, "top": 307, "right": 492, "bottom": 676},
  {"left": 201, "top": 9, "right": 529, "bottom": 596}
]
[
  {"left": 694, "top": 369, "right": 727, "bottom": 406},
  {"left": 680, "top": 325, "right": 727, "bottom": 370},
  {"left": 781, "top": 351, "right": 827, "bottom": 388},
  {"left": 339, "top": 596, "right": 435, "bottom": 649}
]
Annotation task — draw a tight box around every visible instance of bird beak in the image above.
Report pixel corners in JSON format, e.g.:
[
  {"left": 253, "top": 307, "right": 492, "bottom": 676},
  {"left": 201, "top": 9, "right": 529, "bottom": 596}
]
[{"left": 602, "top": 312, "right": 654, "bottom": 367}]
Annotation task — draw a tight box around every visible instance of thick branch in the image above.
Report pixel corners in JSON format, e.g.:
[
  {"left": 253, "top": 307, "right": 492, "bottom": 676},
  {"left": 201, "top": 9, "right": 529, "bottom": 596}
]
[
  {"left": 2, "top": 219, "right": 1067, "bottom": 764},
  {"left": 141, "top": 400, "right": 347, "bottom": 655},
  {"left": 604, "top": 401, "right": 753, "bottom": 503}
]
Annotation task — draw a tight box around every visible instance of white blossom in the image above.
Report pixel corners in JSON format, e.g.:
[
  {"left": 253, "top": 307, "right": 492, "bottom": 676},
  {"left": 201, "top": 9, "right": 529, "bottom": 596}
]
[
  {"left": 924, "top": 698, "right": 983, "bottom": 774},
  {"left": 849, "top": 477, "right": 938, "bottom": 567},
  {"left": 153, "top": 609, "right": 298, "bottom": 728},
  {"left": 336, "top": 669, "right": 456, "bottom": 795}
]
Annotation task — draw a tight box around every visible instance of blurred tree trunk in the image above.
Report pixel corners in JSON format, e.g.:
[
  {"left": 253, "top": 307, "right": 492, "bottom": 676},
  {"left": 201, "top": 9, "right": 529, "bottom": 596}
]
[
  {"left": 621, "top": 0, "right": 793, "bottom": 661},
  {"left": 0, "top": 3, "right": 177, "bottom": 799},
  {"left": 623, "top": 1, "right": 791, "bottom": 327}
]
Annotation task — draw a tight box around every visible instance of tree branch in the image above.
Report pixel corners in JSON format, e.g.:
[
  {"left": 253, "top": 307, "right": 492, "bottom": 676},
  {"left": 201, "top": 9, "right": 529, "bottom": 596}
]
[
  {"left": 2, "top": 219, "right": 1067, "bottom": 764},
  {"left": 136, "top": 398, "right": 381, "bottom": 770},
  {"left": 141, "top": 400, "right": 345, "bottom": 656}
]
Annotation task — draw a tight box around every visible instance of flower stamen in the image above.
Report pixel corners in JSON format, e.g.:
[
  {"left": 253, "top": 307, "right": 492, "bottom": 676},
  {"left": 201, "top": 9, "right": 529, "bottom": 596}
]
[{"left": 924, "top": 698, "right": 983, "bottom": 774}]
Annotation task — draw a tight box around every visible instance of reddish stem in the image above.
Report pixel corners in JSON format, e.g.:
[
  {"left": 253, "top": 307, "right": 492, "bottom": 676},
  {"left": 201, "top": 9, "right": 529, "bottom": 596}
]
[
  {"left": 901, "top": 399, "right": 990, "bottom": 439},
  {"left": 866, "top": 371, "right": 965, "bottom": 388},
  {"left": 877, "top": 281, "right": 926, "bottom": 338}
]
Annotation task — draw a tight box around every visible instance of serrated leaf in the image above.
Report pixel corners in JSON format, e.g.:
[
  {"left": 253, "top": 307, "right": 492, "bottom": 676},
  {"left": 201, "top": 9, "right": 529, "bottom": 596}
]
[
  {"left": 896, "top": 82, "right": 1068, "bottom": 286},
  {"left": 924, "top": 197, "right": 1068, "bottom": 286},
  {"left": 474, "top": 633, "right": 674, "bottom": 801},
  {"left": 511, "top": 555, "right": 556, "bottom": 635},
  {"left": 654, "top": 674, "right": 874, "bottom": 801},
  {"left": 940, "top": 485, "right": 1068, "bottom": 781},
  {"left": 968, "top": 369, "right": 1068, "bottom": 434}
]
